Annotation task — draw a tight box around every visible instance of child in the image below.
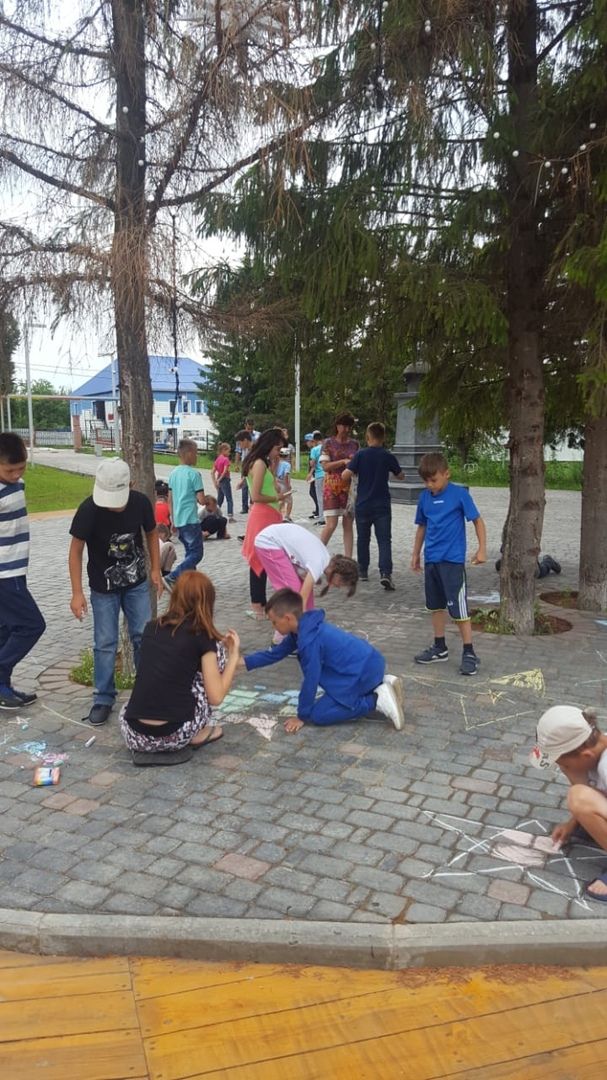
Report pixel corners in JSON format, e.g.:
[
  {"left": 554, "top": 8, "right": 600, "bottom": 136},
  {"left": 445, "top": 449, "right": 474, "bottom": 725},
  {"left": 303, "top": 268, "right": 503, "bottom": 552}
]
[
  {"left": 306, "top": 431, "right": 325, "bottom": 524},
  {"left": 120, "top": 571, "right": 240, "bottom": 756},
  {"left": 157, "top": 523, "right": 177, "bottom": 573},
  {"left": 165, "top": 438, "right": 206, "bottom": 588},
  {"left": 319, "top": 412, "right": 359, "bottom": 558},
  {"left": 343, "top": 421, "right": 404, "bottom": 591},
  {"left": 0, "top": 432, "right": 45, "bottom": 709},
  {"left": 411, "top": 451, "right": 486, "bottom": 676},
  {"left": 199, "top": 494, "right": 229, "bottom": 540},
  {"left": 69, "top": 457, "right": 162, "bottom": 726},
  {"left": 276, "top": 448, "right": 293, "bottom": 521},
  {"left": 535, "top": 705, "right": 607, "bottom": 901},
  {"left": 212, "top": 442, "right": 235, "bottom": 522},
  {"left": 234, "top": 429, "right": 253, "bottom": 514},
  {"left": 255, "top": 522, "right": 358, "bottom": 610},
  {"left": 154, "top": 479, "right": 171, "bottom": 530},
  {"left": 241, "top": 588, "right": 405, "bottom": 733}
]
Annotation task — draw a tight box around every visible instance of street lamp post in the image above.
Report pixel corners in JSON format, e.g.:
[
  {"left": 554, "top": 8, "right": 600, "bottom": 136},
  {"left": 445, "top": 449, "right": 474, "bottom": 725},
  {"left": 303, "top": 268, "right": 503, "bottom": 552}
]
[{"left": 22, "top": 322, "right": 45, "bottom": 467}]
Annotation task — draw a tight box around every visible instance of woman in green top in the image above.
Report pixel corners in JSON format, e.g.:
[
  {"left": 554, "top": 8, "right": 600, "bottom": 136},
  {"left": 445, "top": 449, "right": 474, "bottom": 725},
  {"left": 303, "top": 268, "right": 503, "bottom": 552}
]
[{"left": 241, "top": 428, "right": 287, "bottom": 618}]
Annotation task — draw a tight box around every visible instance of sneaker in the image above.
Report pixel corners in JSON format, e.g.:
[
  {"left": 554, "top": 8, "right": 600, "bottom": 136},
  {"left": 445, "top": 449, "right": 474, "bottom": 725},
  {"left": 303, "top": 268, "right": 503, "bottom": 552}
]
[
  {"left": 384, "top": 674, "right": 405, "bottom": 730},
  {"left": 460, "top": 652, "right": 480, "bottom": 676},
  {"left": 374, "top": 680, "right": 405, "bottom": 731},
  {"left": 0, "top": 686, "right": 25, "bottom": 711},
  {"left": 284, "top": 516, "right": 293, "bottom": 523},
  {"left": 314, "top": 520, "right": 325, "bottom": 526},
  {"left": 359, "top": 571, "right": 369, "bottom": 582},
  {"left": 10, "top": 687, "right": 37, "bottom": 706},
  {"left": 86, "top": 704, "right": 113, "bottom": 726},
  {"left": 309, "top": 513, "right": 319, "bottom": 519},
  {"left": 380, "top": 574, "right": 396, "bottom": 591},
  {"left": 414, "top": 644, "right": 449, "bottom": 664}
]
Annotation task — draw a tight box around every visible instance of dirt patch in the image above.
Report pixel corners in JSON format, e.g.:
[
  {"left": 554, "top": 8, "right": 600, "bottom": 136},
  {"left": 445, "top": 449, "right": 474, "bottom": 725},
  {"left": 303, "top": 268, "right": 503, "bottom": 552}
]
[
  {"left": 470, "top": 607, "right": 572, "bottom": 635},
  {"left": 540, "top": 590, "right": 579, "bottom": 609}
]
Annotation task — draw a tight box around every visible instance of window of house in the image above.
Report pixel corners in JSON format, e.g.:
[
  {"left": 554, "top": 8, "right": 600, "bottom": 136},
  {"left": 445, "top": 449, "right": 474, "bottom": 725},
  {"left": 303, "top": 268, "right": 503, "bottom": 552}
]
[
  {"left": 195, "top": 400, "right": 205, "bottom": 414},
  {"left": 182, "top": 399, "right": 190, "bottom": 414}
]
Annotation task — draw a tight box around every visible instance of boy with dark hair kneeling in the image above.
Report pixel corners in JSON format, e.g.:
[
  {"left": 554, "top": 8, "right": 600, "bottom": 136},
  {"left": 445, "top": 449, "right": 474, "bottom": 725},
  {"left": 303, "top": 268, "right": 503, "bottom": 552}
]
[{"left": 241, "top": 588, "right": 404, "bottom": 734}]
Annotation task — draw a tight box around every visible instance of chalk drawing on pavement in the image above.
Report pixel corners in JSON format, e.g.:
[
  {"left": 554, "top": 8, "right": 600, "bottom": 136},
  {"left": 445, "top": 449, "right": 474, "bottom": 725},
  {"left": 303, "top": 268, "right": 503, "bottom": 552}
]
[
  {"left": 421, "top": 812, "right": 601, "bottom": 910},
  {"left": 215, "top": 687, "right": 301, "bottom": 740},
  {"left": 405, "top": 669, "right": 545, "bottom": 731}
]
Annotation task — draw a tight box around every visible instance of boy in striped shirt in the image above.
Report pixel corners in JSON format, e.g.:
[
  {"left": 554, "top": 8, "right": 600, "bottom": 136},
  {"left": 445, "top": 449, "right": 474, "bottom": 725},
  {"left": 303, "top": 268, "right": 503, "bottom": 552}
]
[{"left": 0, "top": 433, "right": 45, "bottom": 709}]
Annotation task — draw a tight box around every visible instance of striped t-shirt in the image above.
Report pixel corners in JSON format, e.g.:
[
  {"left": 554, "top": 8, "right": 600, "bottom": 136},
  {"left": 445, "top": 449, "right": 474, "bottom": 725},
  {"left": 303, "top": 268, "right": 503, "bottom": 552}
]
[{"left": 0, "top": 479, "right": 30, "bottom": 578}]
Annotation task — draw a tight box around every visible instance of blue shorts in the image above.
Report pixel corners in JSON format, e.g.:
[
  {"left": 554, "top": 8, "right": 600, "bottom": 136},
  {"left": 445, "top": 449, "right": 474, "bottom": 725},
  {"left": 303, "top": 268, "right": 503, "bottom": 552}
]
[{"left": 424, "top": 561, "right": 469, "bottom": 621}]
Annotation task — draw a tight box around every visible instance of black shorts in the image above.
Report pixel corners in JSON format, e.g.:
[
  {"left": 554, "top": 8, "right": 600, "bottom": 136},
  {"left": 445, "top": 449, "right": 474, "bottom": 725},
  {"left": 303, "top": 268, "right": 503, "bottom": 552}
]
[{"left": 424, "top": 561, "right": 469, "bottom": 621}]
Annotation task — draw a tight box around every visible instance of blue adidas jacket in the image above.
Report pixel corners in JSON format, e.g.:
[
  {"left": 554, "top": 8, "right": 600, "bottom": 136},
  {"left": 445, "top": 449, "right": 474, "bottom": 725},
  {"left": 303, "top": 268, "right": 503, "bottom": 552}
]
[{"left": 244, "top": 608, "right": 384, "bottom": 720}]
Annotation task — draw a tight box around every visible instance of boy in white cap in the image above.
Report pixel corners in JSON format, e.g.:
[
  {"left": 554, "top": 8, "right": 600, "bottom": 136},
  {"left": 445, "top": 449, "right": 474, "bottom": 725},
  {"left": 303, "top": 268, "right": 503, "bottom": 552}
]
[
  {"left": 535, "top": 705, "right": 607, "bottom": 901},
  {"left": 68, "top": 458, "right": 162, "bottom": 726}
]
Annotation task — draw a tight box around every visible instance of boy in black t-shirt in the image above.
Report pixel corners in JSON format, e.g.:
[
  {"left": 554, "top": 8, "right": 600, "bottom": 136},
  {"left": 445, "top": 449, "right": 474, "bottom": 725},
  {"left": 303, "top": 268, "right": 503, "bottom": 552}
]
[
  {"left": 343, "top": 422, "right": 404, "bottom": 591},
  {"left": 68, "top": 458, "right": 162, "bottom": 726}
]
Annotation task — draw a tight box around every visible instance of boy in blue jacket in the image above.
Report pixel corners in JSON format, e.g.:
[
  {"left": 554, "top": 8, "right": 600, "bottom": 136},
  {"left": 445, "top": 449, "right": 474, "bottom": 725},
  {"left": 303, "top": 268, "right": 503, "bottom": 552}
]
[{"left": 241, "top": 588, "right": 404, "bottom": 733}]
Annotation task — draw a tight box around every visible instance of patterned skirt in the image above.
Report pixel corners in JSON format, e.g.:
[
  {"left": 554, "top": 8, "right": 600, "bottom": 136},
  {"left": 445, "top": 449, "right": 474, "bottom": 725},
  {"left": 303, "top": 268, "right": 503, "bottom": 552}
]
[{"left": 120, "top": 642, "right": 227, "bottom": 752}]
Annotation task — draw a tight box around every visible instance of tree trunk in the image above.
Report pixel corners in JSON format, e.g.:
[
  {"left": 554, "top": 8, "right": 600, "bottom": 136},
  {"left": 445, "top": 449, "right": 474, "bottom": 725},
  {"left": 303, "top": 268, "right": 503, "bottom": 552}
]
[
  {"left": 500, "top": 0, "right": 545, "bottom": 635},
  {"left": 579, "top": 417, "right": 607, "bottom": 610},
  {"left": 110, "top": 0, "right": 154, "bottom": 503}
]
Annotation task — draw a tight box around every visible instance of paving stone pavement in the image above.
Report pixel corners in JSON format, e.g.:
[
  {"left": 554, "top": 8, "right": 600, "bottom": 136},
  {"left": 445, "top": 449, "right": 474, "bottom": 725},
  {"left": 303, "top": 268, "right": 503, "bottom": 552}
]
[{"left": 3, "top": 450, "right": 606, "bottom": 926}]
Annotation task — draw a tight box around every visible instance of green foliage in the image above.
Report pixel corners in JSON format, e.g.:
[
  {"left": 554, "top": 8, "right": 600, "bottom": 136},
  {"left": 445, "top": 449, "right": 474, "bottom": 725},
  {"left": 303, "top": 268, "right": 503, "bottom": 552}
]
[
  {"left": 0, "top": 308, "right": 19, "bottom": 396},
  {"left": 23, "top": 464, "right": 93, "bottom": 513},
  {"left": 9, "top": 379, "right": 70, "bottom": 429},
  {"left": 70, "top": 648, "right": 135, "bottom": 690}
]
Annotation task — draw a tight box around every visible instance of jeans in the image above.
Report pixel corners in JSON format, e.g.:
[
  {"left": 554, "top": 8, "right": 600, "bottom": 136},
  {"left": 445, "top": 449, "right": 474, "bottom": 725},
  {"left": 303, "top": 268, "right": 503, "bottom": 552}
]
[
  {"left": 314, "top": 478, "right": 325, "bottom": 522},
  {"left": 241, "top": 480, "right": 249, "bottom": 514},
  {"left": 171, "top": 522, "right": 204, "bottom": 581},
  {"left": 355, "top": 507, "right": 393, "bottom": 576},
  {"left": 217, "top": 477, "right": 234, "bottom": 516},
  {"left": 90, "top": 578, "right": 151, "bottom": 706},
  {"left": 309, "top": 481, "right": 319, "bottom": 515},
  {"left": 0, "top": 575, "right": 46, "bottom": 686}
]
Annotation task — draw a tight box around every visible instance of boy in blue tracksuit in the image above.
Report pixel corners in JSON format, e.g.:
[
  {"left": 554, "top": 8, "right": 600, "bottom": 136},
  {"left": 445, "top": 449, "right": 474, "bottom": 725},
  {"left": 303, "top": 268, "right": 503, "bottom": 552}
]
[{"left": 241, "top": 588, "right": 404, "bottom": 733}]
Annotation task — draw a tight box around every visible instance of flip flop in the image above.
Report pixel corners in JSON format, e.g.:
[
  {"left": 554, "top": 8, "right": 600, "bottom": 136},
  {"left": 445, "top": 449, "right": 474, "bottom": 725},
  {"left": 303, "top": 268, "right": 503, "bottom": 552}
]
[
  {"left": 191, "top": 726, "right": 224, "bottom": 749},
  {"left": 132, "top": 747, "right": 193, "bottom": 767},
  {"left": 584, "top": 870, "right": 607, "bottom": 902}
]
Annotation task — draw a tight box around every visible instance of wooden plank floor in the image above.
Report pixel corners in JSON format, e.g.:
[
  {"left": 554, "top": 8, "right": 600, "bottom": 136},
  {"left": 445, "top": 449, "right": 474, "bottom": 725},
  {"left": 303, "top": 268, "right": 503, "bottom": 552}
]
[{"left": 1, "top": 949, "right": 606, "bottom": 1079}]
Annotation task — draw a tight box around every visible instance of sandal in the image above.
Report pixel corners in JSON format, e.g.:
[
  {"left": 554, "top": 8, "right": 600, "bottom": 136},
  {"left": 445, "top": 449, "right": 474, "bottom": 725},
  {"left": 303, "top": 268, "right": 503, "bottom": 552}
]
[
  {"left": 585, "top": 870, "right": 607, "bottom": 902},
  {"left": 191, "top": 726, "right": 224, "bottom": 749}
]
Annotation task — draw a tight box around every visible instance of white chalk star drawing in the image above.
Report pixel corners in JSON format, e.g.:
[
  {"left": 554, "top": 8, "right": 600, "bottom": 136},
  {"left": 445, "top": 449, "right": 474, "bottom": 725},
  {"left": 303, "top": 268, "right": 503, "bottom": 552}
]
[
  {"left": 421, "top": 812, "right": 604, "bottom": 910},
  {"left": 404, "top": 668, "right": 545, "bottom": 730}
]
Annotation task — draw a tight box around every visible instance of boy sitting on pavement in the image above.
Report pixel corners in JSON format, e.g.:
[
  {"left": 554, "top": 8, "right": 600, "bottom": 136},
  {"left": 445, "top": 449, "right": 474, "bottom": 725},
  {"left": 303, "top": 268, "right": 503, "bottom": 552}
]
[
  {"left": 157, "top": 523, "right": 177, "bottom": 574},
  {"left": 198, "top": 494, "right": 230, "bottom": 540},
  {"left": 342, "top": 421, "right": 404, "bottom": 591},
  {"left": 240, "top": 587, "right": 404, "bottom": 734},
  {"left": 411, "top": 451, "right": 486, "bottom": 676},
  {"left": 534, "top": 705, "right": 607, "bottom": 902}
]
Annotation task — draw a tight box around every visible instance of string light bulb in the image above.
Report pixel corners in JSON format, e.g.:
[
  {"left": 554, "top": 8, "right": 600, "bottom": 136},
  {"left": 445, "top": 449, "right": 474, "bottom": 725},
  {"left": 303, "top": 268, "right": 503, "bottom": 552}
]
[
  {"left": 544, "top": 161, "right": 551, "bottom": 168},
  {"left": 579, "top": 143, "right": 587, "bottom": 151},
  {"left": 512, "top": 149, "right": 519, "bottom": 157},
  {"left": 590, "top": 121, "right": 597, "bottom": 130},
  {"left": 424, "top": 19, "right": 431, "bottom": 34},
  {"left": 561, "top": 166, "right": 568, "bottom": 175},
  {"left": 122, "top": 106, "right": 128, "bottom": 113},
  {"left": 493, "top": 131, "right": 500, "bottom": 139}
]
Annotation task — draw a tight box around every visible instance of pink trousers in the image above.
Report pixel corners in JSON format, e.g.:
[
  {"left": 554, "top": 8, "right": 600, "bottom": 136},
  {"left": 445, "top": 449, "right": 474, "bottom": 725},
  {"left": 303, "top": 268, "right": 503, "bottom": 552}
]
[{"left": 255, "top": 546, "right": 315, "bottom": 610}]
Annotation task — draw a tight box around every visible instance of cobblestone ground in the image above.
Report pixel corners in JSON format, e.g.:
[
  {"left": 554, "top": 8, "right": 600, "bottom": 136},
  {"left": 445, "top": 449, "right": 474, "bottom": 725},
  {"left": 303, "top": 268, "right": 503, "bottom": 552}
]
[{"left": 2, "top": 450, "right": 605, "bottom": 925}]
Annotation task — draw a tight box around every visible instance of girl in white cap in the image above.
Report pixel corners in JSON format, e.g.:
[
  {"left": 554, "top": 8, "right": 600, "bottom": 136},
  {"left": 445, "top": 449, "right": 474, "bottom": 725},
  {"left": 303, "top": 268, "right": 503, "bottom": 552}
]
[{"left": 535, "top": 705, "right": 607, "bottom": 901}]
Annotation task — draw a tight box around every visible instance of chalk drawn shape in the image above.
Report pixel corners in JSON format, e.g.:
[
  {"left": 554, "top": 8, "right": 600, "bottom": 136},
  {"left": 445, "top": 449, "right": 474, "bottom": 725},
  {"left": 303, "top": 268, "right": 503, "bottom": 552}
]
[
  {"left": 492, "top": 843, "right": 546, "bottom": 867},
  {"left": 218, "top": 712, "right": 278, "bottom": 741},
  {"left": 468, "top": 592, "right": 501, "bottom": 604},
  {"left": 595, "top": 620, "right": 607, "bottom": 628},
  {"left": 489, "top": 669, "right": 546, "bottom": 694}
]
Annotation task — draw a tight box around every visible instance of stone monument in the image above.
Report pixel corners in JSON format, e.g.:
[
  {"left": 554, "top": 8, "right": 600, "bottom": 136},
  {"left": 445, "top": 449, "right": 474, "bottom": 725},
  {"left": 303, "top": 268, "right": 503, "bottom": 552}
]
[{"left": 390, "top": 361, "right": 443, "bottom": 504}]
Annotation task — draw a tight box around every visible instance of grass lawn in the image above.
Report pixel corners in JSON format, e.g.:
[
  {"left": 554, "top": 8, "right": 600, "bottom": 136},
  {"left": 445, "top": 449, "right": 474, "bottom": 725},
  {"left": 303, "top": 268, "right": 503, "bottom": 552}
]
[{"left": 25, "top": 464, "right": 94, "bottom": 513}]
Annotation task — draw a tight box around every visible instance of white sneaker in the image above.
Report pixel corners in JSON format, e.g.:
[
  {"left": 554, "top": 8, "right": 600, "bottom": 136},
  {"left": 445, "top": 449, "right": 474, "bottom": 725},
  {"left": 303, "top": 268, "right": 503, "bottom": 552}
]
[{"left": 374, "top": 677, "right": 405, "bottom": 731}]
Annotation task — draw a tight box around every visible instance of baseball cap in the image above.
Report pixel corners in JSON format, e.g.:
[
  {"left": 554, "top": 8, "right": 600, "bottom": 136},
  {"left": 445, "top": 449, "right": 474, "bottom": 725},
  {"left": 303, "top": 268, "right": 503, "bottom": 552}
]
[
  {"left": 534, "top": 706, "right": 593, "bottom": 766},
  {"left": 93, "top": 458, "right": 131, "bottom": 509},
  {"left": 279, "top": 447, "right": 291, "bottom": 456},
  {"left": 304, "top": 432, "right": 314, "bottom": 441}
]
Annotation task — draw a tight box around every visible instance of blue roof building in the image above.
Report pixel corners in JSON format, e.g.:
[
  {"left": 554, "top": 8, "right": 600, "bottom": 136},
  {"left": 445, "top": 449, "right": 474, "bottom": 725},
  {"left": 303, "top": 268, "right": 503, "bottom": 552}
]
[{"left": 71, "top": 355, "right": 216, "bottom": 447}]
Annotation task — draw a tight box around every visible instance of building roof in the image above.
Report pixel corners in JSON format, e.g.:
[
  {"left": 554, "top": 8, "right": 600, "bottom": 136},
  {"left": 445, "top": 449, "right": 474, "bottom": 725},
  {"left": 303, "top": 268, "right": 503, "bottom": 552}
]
[{"left": 72, "top": 356, "right": 209, "bottom": 398}]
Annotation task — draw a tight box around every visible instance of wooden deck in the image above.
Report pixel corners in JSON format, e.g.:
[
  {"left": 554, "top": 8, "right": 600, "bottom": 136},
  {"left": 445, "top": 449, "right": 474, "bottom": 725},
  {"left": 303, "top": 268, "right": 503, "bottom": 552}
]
[{"left": 1, "top": 949, "right": 606, "bottom": 1078}]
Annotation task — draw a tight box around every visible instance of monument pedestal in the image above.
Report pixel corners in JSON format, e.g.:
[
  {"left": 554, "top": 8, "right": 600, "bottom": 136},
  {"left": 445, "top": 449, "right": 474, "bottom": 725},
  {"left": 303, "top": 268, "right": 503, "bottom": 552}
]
[{"left": 390, "top": 365, "right": 442, "bottom": 505}]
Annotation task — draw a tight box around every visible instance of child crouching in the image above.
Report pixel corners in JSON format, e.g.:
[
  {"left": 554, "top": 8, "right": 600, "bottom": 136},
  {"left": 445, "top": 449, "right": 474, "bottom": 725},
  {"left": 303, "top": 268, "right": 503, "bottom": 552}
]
[
  {"left": 535, "top": 705, "right": 607, "bottom": 901},
  {"left": 241, "top": 588, "right": 404, "bottom": 733}
]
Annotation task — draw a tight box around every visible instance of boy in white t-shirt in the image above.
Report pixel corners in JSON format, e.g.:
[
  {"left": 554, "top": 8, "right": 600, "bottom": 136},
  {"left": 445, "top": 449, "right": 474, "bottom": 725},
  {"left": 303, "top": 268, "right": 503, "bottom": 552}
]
[
  {"left": 534, "top": 705, "right": 607, "bottom": 902},
  {"left": 254, "top": 522, "right": 358, "bottom": 611},
  {"left": 276, "top": 448, "right": 293, "bottom": 522}
]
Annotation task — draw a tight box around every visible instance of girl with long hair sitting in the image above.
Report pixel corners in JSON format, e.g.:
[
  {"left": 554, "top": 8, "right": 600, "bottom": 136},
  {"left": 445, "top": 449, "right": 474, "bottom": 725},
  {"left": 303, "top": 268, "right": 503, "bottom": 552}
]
[{"left": 120, "top": 571, "right": 240, "bottom": 755}]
